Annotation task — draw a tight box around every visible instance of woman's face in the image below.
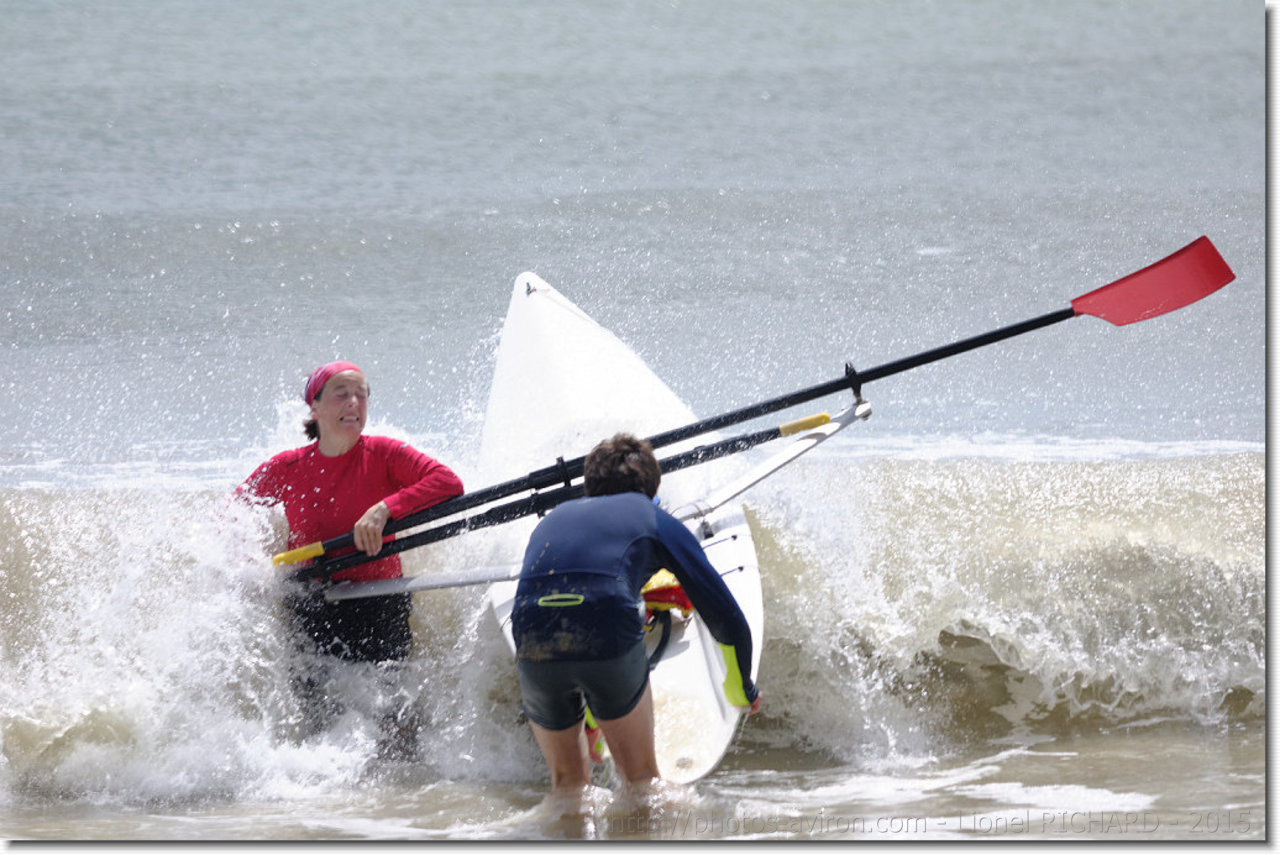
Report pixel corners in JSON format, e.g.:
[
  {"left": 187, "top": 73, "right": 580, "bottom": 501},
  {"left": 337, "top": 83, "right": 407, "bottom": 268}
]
[{"left": 310, "top": 369, "right": 369, "bottom": 448}]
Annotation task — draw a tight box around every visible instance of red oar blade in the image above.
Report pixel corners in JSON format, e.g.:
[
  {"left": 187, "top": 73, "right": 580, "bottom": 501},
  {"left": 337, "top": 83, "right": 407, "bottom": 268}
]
[{"left": 1070, "top": 236, "right": 1234, "bottom": 326}]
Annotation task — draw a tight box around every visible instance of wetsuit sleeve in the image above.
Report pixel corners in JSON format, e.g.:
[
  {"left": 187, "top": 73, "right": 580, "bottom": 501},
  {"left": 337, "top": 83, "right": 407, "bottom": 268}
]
[
  {"left": 653, "top": 511, "right": 759, "bottom": 706},
  {"left": 377, "top": 439, "right": 465, "bottom": 519}
]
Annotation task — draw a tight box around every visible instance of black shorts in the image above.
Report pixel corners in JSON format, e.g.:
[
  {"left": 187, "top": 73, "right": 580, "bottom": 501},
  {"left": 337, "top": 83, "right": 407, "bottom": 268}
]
[
  {"left": 288, "top": 586, "right": 413, "bottom": 663},
  {"left": 516, "top": 641, "right": 650, "bottom": 731}
]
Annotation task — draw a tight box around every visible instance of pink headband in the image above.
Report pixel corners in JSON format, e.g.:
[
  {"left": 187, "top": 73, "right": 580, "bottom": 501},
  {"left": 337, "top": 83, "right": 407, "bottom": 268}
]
[{"left": 304, "top": 361, "right": 362, "bottom": 405}]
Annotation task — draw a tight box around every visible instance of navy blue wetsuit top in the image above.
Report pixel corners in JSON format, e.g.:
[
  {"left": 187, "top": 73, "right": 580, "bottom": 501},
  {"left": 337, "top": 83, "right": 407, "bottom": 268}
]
[{"left": 511, "top": 492, "right": 758, "bottom": 704}]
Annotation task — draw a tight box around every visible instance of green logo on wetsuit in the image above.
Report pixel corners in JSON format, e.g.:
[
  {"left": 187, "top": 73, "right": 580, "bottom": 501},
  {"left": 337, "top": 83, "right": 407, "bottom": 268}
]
[{"left": 536, "top": 593, "right": 585, "bottom": 607}]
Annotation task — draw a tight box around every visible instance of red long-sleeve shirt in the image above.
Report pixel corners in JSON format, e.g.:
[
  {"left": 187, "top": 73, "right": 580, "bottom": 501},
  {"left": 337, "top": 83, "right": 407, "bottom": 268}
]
[{"left": 241, "top": 435, "right": 464, "bottom": 582}]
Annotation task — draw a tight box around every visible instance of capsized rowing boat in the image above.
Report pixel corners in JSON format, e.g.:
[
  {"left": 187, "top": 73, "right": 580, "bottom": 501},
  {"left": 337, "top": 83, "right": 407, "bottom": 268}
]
[{"left": 475, "top": 273, "right": 763, "bottom": 784}]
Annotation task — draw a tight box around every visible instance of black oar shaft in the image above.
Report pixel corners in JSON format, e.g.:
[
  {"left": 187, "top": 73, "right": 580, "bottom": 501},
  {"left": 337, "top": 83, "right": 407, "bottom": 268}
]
[
  {"left": 296, "top": 421, "right": 793, "bottom": 580},
  {"left": 858, "top": 307, "right": 1076, "bottom": 384},
  {"left": 304, "top": 455, "right": 587, "bottom": 558},
  {"left": 646, "top": 307, "right": 1077, "bottom": 446},
  {"left": 296, "top": 484, "right": 584, "bottom": 580}
]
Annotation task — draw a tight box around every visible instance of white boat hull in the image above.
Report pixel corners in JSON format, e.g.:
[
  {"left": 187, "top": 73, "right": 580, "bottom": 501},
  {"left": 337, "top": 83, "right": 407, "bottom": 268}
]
[{"left": 478, "top": 272, "right": 763, "bottom": 785}]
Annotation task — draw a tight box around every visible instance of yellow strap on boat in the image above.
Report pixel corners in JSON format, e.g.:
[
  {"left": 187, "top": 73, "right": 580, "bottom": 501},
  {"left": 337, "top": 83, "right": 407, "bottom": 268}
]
[
  {"left": 583, "top": 706, "right": 605, "bottom": 762},
  {"left": 718, "top": 643, "right": 751, "bottom": 707}
]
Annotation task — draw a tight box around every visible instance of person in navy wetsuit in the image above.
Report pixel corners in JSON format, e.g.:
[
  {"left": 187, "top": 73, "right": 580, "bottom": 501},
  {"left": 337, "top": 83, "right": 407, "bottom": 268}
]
[{"left": 512, "top": 432, "right": 762, "bottom": 791}]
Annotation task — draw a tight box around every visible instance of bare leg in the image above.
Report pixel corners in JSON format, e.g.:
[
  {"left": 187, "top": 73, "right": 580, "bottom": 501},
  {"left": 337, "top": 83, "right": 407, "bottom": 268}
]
[
  {"left": 529, "top": 719, "right": 593, "bottom": 792},
  {"left": 596, "top": 682, "right": 660, "bottom": 785}
]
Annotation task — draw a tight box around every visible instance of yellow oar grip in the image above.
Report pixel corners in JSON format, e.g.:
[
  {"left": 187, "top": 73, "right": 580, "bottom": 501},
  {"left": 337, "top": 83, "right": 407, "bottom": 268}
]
[
  {"left": 779, "top": 412, "right": 830, "bottom": 436},
  {"left": 272, "top": 541, "right": 325, "bottom": 566}
]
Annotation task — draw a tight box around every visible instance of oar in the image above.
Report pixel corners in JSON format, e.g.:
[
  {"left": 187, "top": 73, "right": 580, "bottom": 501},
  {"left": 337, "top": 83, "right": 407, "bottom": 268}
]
[
  {"left": 293, "top": 412, "right": 835, "bottom": 580},
  {"left": 272, "top": 457, "right": 582, "bottom": 567},
  {"left": 272, "top": 410, "right": 831, "bottom": 568},
  {"left": 274, "top": 234, "right": 1233, "bottom": 570},
  {"left": 638, "top": 235, "right": 1234, "bottom": 446}
]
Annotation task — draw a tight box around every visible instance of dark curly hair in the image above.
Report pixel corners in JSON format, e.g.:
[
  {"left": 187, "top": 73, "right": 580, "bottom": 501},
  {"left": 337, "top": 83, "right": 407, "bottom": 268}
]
[{"left": 582, "top": 433, "right": 661, "bottom": 498}]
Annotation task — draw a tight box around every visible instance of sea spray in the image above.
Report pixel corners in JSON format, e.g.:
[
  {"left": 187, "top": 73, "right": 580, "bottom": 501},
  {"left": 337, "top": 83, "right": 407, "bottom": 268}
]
[
  {"left": 0, "top": 488, "right": 290, "bottom": 802},
  {"left": 743, "top": 450, "right": 1264, "bottom": 761}
]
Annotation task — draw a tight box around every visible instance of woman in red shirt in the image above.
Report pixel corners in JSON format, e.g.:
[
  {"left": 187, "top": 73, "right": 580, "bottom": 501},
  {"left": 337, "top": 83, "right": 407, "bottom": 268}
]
[{"left": 241, "top": 361, "right": 464, "bottom": 665}]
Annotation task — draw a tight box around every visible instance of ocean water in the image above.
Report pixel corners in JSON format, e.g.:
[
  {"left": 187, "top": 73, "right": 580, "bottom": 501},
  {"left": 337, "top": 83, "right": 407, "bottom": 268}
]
[{"left": 0, "top": 0, "right": 1265, "bottom": 842}]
